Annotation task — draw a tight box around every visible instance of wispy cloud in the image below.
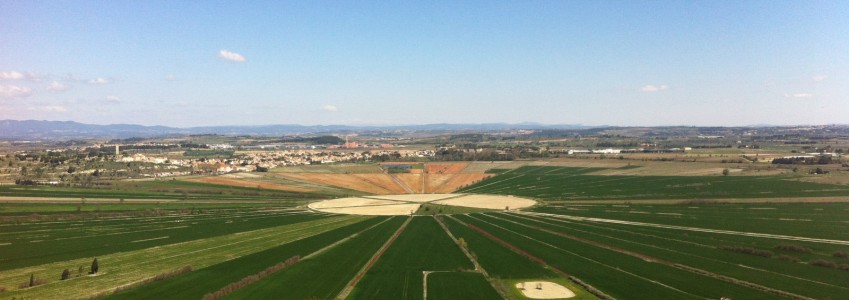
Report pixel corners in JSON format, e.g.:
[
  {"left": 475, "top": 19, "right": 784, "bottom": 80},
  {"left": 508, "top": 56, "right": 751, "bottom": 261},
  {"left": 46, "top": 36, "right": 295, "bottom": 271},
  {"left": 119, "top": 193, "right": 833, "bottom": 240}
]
[
  {"left": 813, "top": 75, "right": 828, "bottom": 82},
  {"left": 88, "top": 77, "right": 111, "bottom": 85},
  {"left": 0, "top": 71, "right": 38, "bottom": 81},
  {"left": 321, "top": 104, "right": 338, "bottom": 112},
  {"left": 47, "top": 81, "right": 69, "bottom": 92},
  {"left": 640, "top": 85, "right": 669, "bottom": 93},
  {"left": 165, "top": 74, "right": 176, "bottom": 81},
  {"left": 218, "top": 50, "right": 246, "bottom": 62},
  {"left": 0, "top": 85, "right": 33, "bottom": 98},
  {"left": 105, "top": 95, "right": 121, "bottom": 103},
  {"left": 784, "top": 93, "right": 814, "bottom": 99}
]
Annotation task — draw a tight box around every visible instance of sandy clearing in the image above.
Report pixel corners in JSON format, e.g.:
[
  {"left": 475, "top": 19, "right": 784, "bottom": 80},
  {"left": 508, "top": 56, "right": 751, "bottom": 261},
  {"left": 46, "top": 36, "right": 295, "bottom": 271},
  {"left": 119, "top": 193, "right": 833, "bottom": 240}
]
[
  {"left": 318, "top": 204, "right": 421, "bottom": 215},
  {"left": 365, "top": 194, "right": 459, "bottom": 202},
  {"left": 516, "top": 281, "right": 575, "bottom": 299},
  {"left": 307, "top": 197, "right": 402, "bottom": 209},
  {"left": 190, "top": 176, "right": 312, "bottom": 192},
  {"left": 433, "top": 194, "right": 537, "bottom": 210}
]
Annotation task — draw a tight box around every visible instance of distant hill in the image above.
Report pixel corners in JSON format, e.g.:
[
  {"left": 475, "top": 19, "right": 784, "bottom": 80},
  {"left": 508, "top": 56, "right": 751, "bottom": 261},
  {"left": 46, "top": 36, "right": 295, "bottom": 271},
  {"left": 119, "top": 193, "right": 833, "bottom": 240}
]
[{"left": 0, "top": 120, "right": 588, "bottom": 139}]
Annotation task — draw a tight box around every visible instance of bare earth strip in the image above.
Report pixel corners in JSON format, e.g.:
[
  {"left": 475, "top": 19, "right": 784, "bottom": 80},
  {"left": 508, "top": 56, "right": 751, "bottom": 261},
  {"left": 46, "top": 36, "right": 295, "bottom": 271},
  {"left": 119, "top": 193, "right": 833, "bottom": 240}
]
[
  {"left": 365, "top": 194, "right": 459, "bottom": 202},
  {"left": 319, "top": 204, "right": 422, "bottom": 216},
  {"left": 433, "top": 194, "right": 537, "bottom": 210},
  {"left": 308, "top": 197, "right": 403, "bottom": 209}
]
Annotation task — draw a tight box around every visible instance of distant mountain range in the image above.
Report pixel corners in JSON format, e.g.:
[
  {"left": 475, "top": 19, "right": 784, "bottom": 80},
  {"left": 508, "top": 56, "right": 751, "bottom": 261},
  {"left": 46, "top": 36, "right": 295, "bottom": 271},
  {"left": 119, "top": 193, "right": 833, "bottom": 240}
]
[{"left": 0, "top": 120, "right": 590, "bottom": 139}]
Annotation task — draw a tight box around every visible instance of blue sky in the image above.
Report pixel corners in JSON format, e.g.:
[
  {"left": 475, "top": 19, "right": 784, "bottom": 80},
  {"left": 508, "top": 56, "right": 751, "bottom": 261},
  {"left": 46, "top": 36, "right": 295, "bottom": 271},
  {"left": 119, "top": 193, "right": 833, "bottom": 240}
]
[{"left": 1, "top": 1, "right": 847, "bottom": 127}]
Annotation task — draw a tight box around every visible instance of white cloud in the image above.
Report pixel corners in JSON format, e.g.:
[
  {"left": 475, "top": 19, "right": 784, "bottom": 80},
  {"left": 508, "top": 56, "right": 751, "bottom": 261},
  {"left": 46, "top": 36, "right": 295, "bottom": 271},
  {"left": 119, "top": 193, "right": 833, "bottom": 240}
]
[
  {"left": 0, "top": 85, "right": 33, "bottom": 98},
  {"left": 0, "top": 71, "right": 39, "bottom": 81},
  {"left": 165, "top": 74, "right": 176, "bottom": 81},
  {"left": 47, "top": 81, "right": 69, "bottom": 92},
  {"left": 27, "top": 105, "right": 67, "bottom": 112},
  {"left": 105, "top": 95, "right": 121, "bottom": 103},
  {"left": 640, "top": 85, "right": 669, "bottom": 93},
  {"left": 813, "top": 75, "right": 828, "bottom": 82},
  {"left": 218, "top": 50, "right": 246, "bottom": 62},
  {"left": 42, "top": 105, "right": 67, "bottom": 112},
  {"left": 88, "top": 77, "right": 111, "bottom": 84},
  {"left": 321, "top": 104, "right": 338, "bottom": 112},
  {"left": 784, "top": 93, "right": 813, "bottom": 99}
]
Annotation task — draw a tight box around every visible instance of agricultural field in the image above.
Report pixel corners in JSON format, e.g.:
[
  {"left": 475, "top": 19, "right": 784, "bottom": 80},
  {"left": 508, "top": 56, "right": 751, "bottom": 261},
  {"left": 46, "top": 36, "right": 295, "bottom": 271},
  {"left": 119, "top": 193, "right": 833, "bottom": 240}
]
[
  {"left": 3, "top": 163, "right": 849, "bottom": 299},
  {"left": 459, "top": 165, "right": 849, "bottom": 201}
]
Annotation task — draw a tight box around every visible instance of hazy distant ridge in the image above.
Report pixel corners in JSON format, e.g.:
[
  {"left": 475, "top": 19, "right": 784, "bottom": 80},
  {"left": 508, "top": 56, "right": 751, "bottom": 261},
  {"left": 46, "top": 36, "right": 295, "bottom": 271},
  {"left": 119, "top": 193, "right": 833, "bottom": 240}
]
[{"left": 0, "top": 120, "right": 588, "bottom": 139}]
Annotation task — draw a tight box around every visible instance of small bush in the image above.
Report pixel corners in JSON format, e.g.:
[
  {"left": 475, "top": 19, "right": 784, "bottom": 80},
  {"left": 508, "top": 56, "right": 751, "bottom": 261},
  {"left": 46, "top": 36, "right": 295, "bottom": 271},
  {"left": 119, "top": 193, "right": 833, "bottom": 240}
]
[
  {"left": 833, "top": 251, "right": 849, "bottom": 258},
  {"left": 719, "top": 246, "right": 774, "bottom": 258},
  {"left": 809, "top": 259, "right": 849, "bottom": 271},
  {"left": 61, "top": 269, "right": 71, "bottom": 280},
  {"left": 777, "top": 255, "right": 800, "bottom": 263},
  {"left": 775, "top": 244, "right": 813, "bottom": 254}
]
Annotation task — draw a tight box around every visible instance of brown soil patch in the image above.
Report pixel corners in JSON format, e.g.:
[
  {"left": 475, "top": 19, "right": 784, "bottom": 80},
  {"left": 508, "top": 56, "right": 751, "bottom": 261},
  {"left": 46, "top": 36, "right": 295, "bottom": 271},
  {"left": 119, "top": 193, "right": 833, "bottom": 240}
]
[
  {"left": 351, "top": 174, "right": 408, "bottom": 194},
  {"left": 275, "top": 173, "right": 394, "bottom": 194},
  {"left": 426, "top": 162, "right": 469, "bottom": 174},
  {"left": 189, "top": 177, "right": 312, "bottom": 192},
  {"left": 431, "top": 174, "right": 492, "bottom": 193},
  {"left": 394, "top": 174, "right": 424, "bottom": 193}
]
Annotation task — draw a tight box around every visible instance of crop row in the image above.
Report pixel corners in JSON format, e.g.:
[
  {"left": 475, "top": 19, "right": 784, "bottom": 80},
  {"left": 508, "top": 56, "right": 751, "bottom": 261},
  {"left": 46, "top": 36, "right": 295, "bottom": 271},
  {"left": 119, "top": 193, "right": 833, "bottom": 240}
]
[
  {"left": 498, "top": 212, "right": 849, "bottom": 299},
  {"left": 224, "top": 217, "right": 408, "bottom": 299},
  {"left": 456, "top": 213, "right": 775, "bottom": 299},
  {"left": 108, "top": 216, "right": 390, "bottom": 299},
  {"left": 0, "top": 215, "right": 367, "bottom": 299},
  {"left": 460, "top": 166, "right": 849, "bottom": 200},
  {"left": 533, "top": 202, "right": 849, "bottom": 242},
  {"left": 0, "top": 207, "right": 326, "bottom": 270},
  {"left": 347, "top": 217, "right": 478, "bottom": 299}
]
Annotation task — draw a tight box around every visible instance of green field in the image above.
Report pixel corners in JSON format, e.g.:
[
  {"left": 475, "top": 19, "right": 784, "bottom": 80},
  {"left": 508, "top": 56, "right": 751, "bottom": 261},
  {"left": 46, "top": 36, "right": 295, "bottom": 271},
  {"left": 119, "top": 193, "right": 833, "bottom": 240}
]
[
  {"left": 3, "top": 164, "right": 849, "bottom": 299},
  {"left": 347, "top": 217, "right": 479, "bottom": 299},
  {"left": 459, "top": 166, "right": 849, "bottom": 200},
  {"left": 109, "top": 216, "right": 393, "bottom": 299},
  {"left": 225, "top": 217, "right": 406, "bottom": 299}
]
